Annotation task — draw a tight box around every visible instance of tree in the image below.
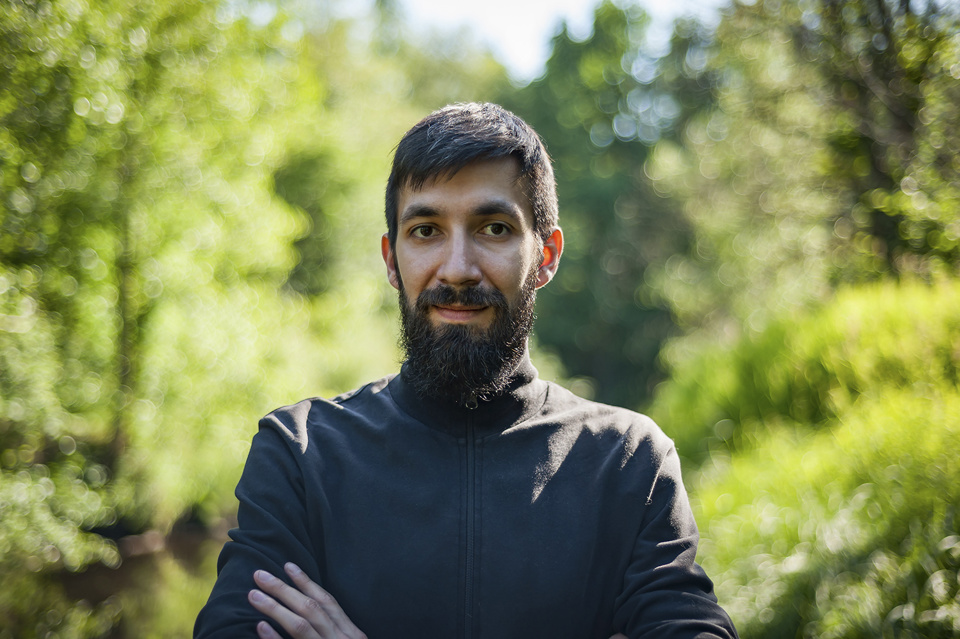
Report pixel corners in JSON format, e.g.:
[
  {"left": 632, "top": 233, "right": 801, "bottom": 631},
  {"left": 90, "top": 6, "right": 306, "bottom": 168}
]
[
  {"left": 644, "top": 0, "right": 960, "bottom": 338},
  {"left": 500, "top": 2, "right": 703, "bottom": 408},
  {"left": 0, "top": 0, "right": 333, "bottom": 634}
]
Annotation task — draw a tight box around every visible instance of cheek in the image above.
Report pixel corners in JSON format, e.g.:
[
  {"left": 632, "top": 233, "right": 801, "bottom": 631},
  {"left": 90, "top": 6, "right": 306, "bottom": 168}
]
[
  {"left": 515, "top": 241, "right": 542, "bottom": 282},
  {"left": 394, "top": 248, "right": 424, "bottom": 288},
  {"left": 494, "top": 255, "right": 537, "bottom": 297}
]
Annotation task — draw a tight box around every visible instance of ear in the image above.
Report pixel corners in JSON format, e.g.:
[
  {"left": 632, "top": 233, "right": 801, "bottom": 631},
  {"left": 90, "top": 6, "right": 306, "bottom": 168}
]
[
  {"left": 535, "top": 227, "right": 563, "bottom": 289},
  {"left": 381, "top": 234, "right": 400, "bottom": 291}
]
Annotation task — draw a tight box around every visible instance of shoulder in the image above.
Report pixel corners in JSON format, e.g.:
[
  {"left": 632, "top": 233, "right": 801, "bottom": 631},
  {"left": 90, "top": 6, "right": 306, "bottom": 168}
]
[
  {"left": 543, "top": 381, "right": 669, "bottom": 439},
  {"left": 258, "top": 373, "right": 397, "bottom": 453},
  {"left": 538, "top": 381, "right": 677, "bottom": 465}
]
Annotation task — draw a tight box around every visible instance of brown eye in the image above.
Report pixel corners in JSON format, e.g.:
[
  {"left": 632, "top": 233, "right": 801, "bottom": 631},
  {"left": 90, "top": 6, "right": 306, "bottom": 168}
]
[
  {"left": 482, "top": 223, "right": 509, "bottom": 236},
  {"left": 412, "top": 226, "right": 437, "bottom": 238}
]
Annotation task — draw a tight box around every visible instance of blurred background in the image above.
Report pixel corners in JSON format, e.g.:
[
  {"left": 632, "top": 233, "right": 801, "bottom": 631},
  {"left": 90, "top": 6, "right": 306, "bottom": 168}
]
[{"left": 2, "top": 0, "right": 959, "bottom": 636}]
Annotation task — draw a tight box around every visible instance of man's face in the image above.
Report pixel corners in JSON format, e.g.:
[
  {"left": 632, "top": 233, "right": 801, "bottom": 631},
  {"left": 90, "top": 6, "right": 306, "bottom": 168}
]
[{"left": 381, "top": 157, "right": 562, "bottom": 399}]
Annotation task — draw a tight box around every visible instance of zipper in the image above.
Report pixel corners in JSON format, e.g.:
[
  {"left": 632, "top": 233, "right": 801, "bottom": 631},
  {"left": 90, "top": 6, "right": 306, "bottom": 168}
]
[
  {"left": 463, "top": 390, "right": 479, "bottom": 410},
  {"left": 462, "top": 392, "right": 478, "bottom": 638}
]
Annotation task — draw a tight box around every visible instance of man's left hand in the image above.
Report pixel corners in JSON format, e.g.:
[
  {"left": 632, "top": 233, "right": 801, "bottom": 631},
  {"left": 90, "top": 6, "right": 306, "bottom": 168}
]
[{"left": 248, "top": 563, "right": 367, "bottom": 639}]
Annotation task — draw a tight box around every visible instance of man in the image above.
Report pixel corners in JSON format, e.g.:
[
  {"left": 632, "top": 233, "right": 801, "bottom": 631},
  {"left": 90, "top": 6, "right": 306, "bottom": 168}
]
[{"left": 194, "top": 103, "right": 738, "bottom": 639}]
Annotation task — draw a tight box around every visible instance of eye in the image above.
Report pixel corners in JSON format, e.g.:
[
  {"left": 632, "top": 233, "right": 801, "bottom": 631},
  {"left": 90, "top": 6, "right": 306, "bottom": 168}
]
[
  {"left": 411, "top": 225, "right": 438, "bottom": 239},
  {"left": 481, "top": 222, "right": 510, "bottom": 236}
]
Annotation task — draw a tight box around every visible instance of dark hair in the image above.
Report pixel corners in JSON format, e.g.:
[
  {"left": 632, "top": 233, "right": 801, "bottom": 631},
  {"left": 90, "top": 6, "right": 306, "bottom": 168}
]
[{"left": 385, "top": 102, "right": 558, "bottom": 247}]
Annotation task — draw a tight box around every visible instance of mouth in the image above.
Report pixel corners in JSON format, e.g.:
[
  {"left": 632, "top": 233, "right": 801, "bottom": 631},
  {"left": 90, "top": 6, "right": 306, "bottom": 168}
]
[{"left": 431, "top": 304, "right": 490, "bottom": 324}]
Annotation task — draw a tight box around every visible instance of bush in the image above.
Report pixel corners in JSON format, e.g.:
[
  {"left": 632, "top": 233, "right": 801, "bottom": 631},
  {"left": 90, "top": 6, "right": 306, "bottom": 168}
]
[
  {"left": 650, "top": 279, "right": 960, "bottom": 463},
  {"left": 648, "top": 280, "right": 960, "bottom": 637},
  {"left": 694, "top": 389, "right": 960, "bottom": 638}
]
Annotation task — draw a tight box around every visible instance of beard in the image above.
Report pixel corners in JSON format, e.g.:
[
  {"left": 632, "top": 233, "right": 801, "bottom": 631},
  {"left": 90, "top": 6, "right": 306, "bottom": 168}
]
[{"left": 399, "top": 269, "right": 537, "bottom": 402}]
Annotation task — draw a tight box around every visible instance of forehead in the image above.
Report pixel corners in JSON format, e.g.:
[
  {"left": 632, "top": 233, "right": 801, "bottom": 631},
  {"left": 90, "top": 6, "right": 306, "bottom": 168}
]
[{"left": 396, "top": 157, "right": 534, "bottom": 226}]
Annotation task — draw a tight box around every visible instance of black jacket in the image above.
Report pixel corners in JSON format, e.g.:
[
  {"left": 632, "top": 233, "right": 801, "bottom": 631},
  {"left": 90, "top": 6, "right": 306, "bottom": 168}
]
[{"left": 194, "top": 358, "right": 738, "bottom": 638}]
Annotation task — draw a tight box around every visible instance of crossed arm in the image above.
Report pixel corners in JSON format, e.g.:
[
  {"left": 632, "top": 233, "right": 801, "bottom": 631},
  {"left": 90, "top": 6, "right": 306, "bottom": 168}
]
[{"left": 248, "top": 563, "right": 629, "bottom": 639}]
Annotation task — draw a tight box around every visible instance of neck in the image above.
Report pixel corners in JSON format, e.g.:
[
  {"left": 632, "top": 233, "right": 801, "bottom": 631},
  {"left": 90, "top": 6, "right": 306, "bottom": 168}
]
[
  {"left": 401, "top": 337, "right": 531, "bottom": 402},
  {"left": 391, "top": 352, "right": 545, "bottom": 435}
]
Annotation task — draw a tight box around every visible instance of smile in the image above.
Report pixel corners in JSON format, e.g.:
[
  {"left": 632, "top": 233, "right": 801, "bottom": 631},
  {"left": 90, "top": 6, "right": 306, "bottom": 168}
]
[{"left": 432, "top": 305, "right": 489, "bottom": 323}]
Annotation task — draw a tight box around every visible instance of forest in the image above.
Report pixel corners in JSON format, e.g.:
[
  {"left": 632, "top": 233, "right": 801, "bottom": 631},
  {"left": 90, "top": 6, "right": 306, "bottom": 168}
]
[{"left": 1, "top": 0, "right": 959, "bottom": 636}]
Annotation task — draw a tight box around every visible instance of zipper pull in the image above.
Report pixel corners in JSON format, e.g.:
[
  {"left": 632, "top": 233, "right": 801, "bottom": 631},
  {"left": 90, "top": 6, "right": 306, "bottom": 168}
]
[{"left": 463, "top": 391, "right": 478, "bottom": 410}]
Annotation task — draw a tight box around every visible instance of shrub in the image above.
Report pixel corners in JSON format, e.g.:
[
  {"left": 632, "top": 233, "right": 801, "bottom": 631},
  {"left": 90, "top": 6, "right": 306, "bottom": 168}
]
[
  {"left": 650, "top": 279, "right": 960, "bottom": 463},
  {"left": 650, "top": 280, "right": 960, "bottom": 637},
  {"left": 694, "top": 388, "right": 960, "bottom": 638}
]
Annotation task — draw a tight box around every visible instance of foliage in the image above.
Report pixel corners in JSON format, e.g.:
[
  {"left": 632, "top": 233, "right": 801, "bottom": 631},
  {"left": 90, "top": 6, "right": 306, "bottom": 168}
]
[
  {"left": 695, "top": 387, "right": 960, "bottom": 638},
  {"left": 501, "top": 2, "right": 707, "bottom": 407},
  {"left": 647, "top": 280, "right": 960, "bottom": 637},
  {"left": 644, "top": 0, "right": 960, "bottom": 335},
  {"left": 1, "top": 0, "right": 353, "bottom": 635},
  {"left": 650, "top": 278, "right": 960, "bottom": 463},
  {"left": 637, "top": 1, "right": 960, "bottom": 636}
]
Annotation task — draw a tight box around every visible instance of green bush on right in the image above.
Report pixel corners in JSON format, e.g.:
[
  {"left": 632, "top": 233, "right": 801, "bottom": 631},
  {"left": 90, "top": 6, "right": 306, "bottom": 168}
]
[
  {"left": 650, "top": 280, "right": 960, "bottom": 638},
  {"left": 650, "top": 279, "right": 960, "bottom": 464}
]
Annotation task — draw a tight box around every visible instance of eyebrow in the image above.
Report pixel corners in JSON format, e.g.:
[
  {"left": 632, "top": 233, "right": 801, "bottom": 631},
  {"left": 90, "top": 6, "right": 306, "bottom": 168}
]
[
  {"left": 399, "top": 199, "right": 526, "bottom": 226},
  {"left": 399, "top": 204, "right": 439, "bottom": 225}
]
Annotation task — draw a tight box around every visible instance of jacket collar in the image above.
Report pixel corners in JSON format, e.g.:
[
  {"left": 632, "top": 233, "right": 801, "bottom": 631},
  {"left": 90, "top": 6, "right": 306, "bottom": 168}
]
[{"left": 388, "top": 353, "right": 548, "bottom": 435}]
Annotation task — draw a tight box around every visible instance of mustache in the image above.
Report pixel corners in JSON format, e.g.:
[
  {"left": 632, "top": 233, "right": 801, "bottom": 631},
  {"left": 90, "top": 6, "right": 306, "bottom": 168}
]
[{"left": 414, "top": 284, "right": 508, "bottom": 311}]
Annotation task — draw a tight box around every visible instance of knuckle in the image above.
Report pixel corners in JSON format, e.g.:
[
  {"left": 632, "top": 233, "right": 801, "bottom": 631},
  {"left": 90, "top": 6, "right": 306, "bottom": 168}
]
[
  {"left": 291, "top": 617, "right": 312, "bottom": 636},
  {"left": 302, "top": 597, "right": 323, "bottom": 615}
]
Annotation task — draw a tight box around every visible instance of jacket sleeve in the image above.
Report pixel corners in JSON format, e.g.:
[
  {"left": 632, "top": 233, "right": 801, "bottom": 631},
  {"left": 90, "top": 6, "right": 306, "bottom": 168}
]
[
  {"left": 612, "top": 440, "right": 739, "bottom": 639},
  {"left": 194, "top": 415, "right": 317, "bottom": 639}
]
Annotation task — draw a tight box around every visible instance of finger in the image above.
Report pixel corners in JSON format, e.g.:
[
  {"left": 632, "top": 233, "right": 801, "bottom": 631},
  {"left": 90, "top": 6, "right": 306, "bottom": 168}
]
[
  {"left": 256, "top": 620, "right": 283, "bottom": 639},
  {"left": 249, "top": 585, "right": 326, "bottom": 639},
  {"left": 284, "top": 563, "right": 366, "bottom": 638},
  {"left": 254, "top": 570, "right": 339, "bottom": 635}
]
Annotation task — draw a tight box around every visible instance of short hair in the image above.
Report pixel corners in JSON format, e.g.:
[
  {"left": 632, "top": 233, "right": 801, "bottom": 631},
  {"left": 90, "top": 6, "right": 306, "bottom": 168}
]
[{"left": 385, "top": 102, "right": 558, "bottom": 247}]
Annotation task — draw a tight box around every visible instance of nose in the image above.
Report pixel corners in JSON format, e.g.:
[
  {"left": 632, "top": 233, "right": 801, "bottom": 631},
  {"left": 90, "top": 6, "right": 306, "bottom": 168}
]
[{"left": 436, "top": 230, "right": 482, "bottom": 287}]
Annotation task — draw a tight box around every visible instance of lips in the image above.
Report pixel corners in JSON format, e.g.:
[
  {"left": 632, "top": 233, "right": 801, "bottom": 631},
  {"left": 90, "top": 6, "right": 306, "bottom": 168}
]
[
  {"left": 414, "top": 284, "right": 506, "bottom": 326},
  {"left": 432, "top": 304, "right": 489, "bottom": 323}
]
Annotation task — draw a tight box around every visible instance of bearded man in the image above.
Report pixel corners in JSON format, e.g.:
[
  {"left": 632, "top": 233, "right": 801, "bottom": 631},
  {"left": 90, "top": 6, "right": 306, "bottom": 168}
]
[{"left": 194, "top": 103, "right": 738, "bottom": 639}]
